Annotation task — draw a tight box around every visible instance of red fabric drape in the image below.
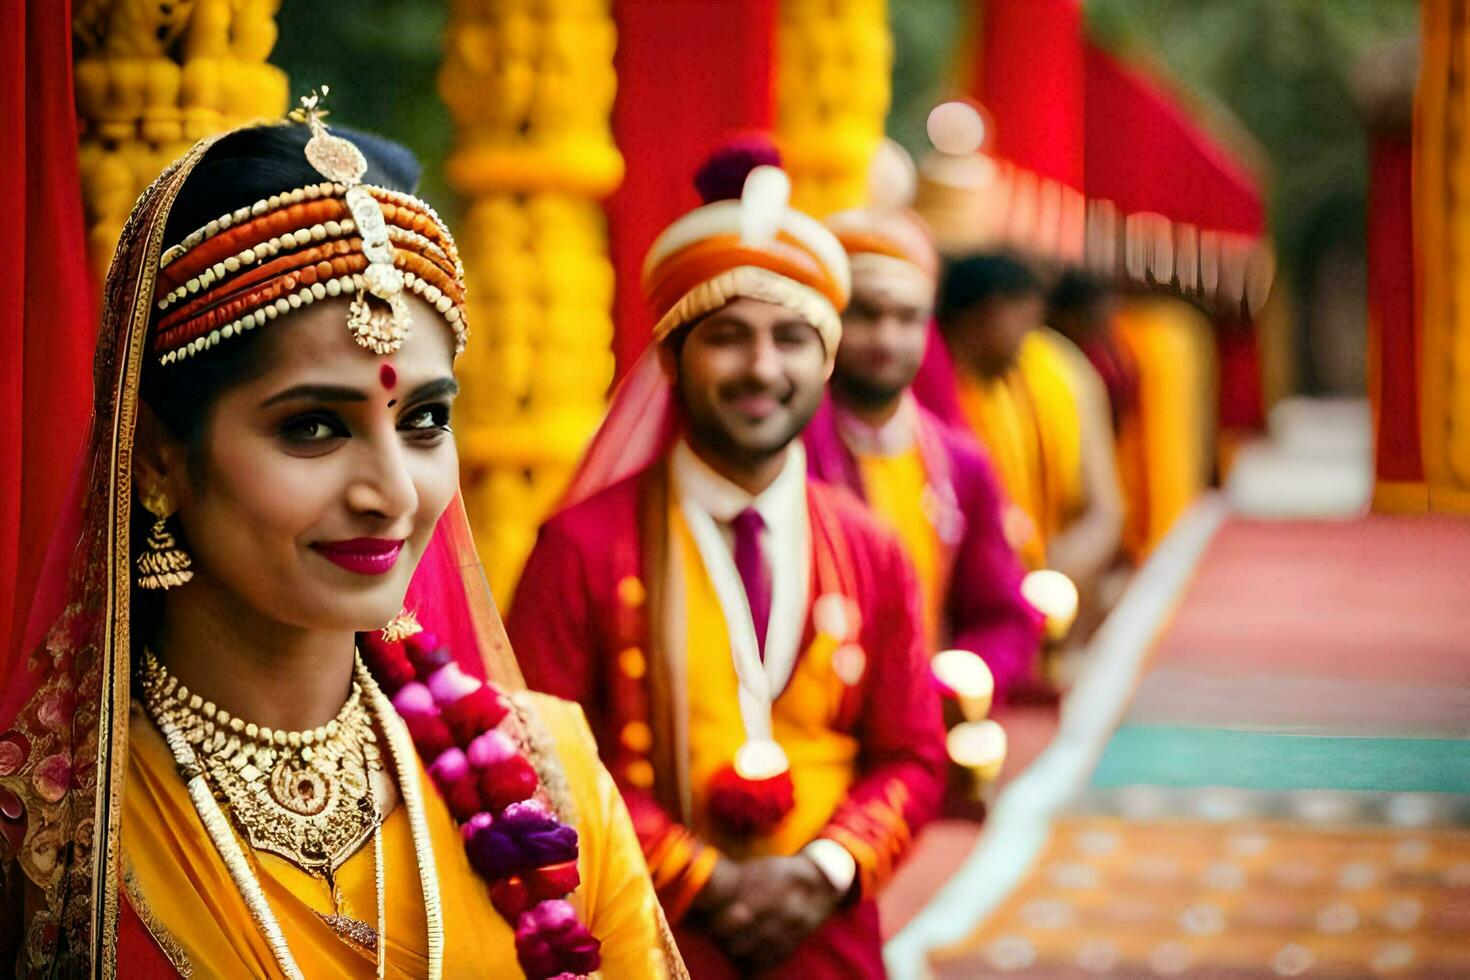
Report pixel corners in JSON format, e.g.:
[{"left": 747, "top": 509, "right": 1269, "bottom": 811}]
[
  {"left": 1083, "top": 44, "right": 1265, "bottom": 236},
  {"left": 1216, "top": 316, "right": 1266, "bottom": 435},
  {"left": 605, "top": 0, "right": 777, "bottom": 380},
  {"left": 1, "top": 1, "right": 95, "bottom": 670},
  {"left": 969, "top": 0, "right": 1085, "bottom": 190},
  {"left": 1367, "top": 131, "right": 1422, "bottom": 484},
  {"left": 1084, "top": 43, "right": 1268, "bottom": 438}
]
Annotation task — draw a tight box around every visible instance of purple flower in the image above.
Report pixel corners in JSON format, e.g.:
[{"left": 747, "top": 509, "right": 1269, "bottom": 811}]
[
  {"left": 693, "top": 135, "right": 782, "bottom": 204},
  {"left": 465, "top": 801, "right": 579, "bottom": 880}
]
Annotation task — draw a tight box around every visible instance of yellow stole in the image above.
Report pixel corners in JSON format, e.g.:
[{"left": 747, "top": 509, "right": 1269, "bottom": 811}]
[
  {"left": 121, "top": 696, "right": 672, "bottom": 978},
  {"left": 956, "top": 330, "right": 1084, "bottom": 568},
  {"left": 1115, "top": 299, "right": 1213, "bottom": 556},
  {"left": 854, "top": 448, "right": 944, "bottom": 645},
  {"left": 670, "top": 506, "right": 858, "bottom": 858}
]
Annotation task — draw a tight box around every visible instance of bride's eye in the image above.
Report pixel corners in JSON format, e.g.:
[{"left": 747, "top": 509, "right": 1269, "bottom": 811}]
[
  {"left": 280, "top": 412, "right": 347, "bottom": 445},
  {"left": 400, "top": 402, "right": 452, "bottom": 439}
]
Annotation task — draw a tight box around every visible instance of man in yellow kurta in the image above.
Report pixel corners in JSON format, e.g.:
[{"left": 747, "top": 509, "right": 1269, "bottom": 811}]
[
  {"left": 936, "top": 255, "right": 1124, "bottom": 598},
  {"left": 508, "top": 142, "right": 945, "bottom": 979},
  {"left": 804, "top": 191, "right": 1042, "bottom": 700}
]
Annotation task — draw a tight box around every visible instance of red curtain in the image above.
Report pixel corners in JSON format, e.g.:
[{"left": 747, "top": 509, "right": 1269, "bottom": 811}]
[
  {"left": 969, "top": 0, "right": 1085, "bottom": 190},
  {"left": 606, "top": 0, "right": 777, "bottom": 380},
  {"left": 1367, "top": 131, "right": 1422, "bottom": 485},
  {"left": 1216, "top": 316, "right": 1266, "bottom": 436},
  {"left": 1, "top": 1, "right": 95, "bottom": 666}
]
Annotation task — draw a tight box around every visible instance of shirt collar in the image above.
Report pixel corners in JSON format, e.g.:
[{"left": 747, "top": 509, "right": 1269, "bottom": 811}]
[
  {"left": 672, "top": 438, "right": 807, "bottom": 531},
  {"left": 834, "top": 392, "right": 918, "bottom": 457}
]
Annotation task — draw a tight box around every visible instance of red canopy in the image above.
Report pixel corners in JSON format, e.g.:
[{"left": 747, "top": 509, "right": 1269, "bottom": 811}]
[{"left": 1084, "top": 44, "right": 1266, "bottom": 238}]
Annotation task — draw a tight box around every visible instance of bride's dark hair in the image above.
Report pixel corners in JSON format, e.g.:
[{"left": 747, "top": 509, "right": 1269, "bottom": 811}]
[{"left": 140, "top": 122, "right": 422, "bottom": 450}]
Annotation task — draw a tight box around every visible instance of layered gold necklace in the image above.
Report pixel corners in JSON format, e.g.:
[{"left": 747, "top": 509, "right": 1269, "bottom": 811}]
[
  {"left": 139, "top": 647, "right": 386, "bottom": 874},
  {"left": 140, "top": 649, "right": 445, "bottom": 979}
]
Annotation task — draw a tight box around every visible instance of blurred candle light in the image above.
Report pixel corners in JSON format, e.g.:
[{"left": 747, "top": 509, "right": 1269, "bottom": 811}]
[
  {"left": 927, "top": 101, "right": 987, "bottom": 156},
  {"left": 947, "top": 720, "right": 1008, "bottom": 800},
  {"left": 932, "top": 648, "right": 995, "bottom": 722},
  {"left": 1022, "top": 569, "right": 1080, "bottom": 642}
]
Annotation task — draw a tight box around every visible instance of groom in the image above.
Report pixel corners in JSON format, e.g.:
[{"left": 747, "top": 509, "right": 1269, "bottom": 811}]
[{"left": 508, "top": 142, "right": 944, "bottom": 978}]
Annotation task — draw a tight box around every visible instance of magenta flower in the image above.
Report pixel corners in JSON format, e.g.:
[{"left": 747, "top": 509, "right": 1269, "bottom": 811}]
[{"left": 515, "top": 899, "right": 601, "bottom": 979}]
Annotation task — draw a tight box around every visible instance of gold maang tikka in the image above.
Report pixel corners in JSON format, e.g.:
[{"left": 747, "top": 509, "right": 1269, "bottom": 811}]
[
  {"left": 289, "top": 86, "right": 411, "bottom": 356},
  {"left": 136, "top": 485, "right": 193, "bottom": 590}
]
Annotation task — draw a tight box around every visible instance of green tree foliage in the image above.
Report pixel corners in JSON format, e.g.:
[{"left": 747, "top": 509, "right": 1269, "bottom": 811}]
[
  {"left": 273, "top": 0, "right": 454, "bottom": 220},
  {"left": 888, "top": 0, "right": 969, "bottom": 157}
]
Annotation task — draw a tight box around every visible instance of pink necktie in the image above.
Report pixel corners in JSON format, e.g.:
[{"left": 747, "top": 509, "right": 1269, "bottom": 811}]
[{"left": 731, "top": 508, "right": 771, "bottom": 660}]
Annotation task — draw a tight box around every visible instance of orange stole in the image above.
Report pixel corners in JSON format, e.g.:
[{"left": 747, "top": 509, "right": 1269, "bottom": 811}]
[
  {"left": 956, "top": 331, "right": 1084, "bottom": 568},
  {"left": 854, "top": 448, "right": 945, "bottom": 645},
  {"left": 670, "top": 505, "right": 864, "bottom": 859}
]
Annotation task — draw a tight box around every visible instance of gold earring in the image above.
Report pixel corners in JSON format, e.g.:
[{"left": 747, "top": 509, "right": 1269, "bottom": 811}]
[{"left": 136, "top": 486, "right": 194, "bottom": 591}]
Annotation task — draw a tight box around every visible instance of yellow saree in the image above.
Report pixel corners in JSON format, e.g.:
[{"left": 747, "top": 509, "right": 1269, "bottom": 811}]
[{"left": 123, "top": 692, "right": 670, "bottom": 977}]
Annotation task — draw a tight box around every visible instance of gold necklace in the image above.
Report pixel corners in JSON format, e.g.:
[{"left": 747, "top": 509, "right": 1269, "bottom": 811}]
[
  {"left": 140, "top": 648, "right": 385, "bottom": 875},
  {"left": 144, "top": 651, "right": 443, "bottom": 979}
]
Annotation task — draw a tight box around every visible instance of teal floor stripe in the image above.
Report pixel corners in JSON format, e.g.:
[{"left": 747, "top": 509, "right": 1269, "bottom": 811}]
[{"left": 1092, "top": 725, "right": 1470, "bottom": 793}]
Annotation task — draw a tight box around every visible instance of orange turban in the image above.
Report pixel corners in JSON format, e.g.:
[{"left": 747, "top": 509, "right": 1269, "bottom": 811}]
[{"left": 641, "top": 143, "right": 850, "bottom": 359}]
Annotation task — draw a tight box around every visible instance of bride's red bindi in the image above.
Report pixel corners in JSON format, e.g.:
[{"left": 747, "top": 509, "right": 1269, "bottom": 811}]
[{"left": 379, "top": 362, "right": 397, "bottom": 390}]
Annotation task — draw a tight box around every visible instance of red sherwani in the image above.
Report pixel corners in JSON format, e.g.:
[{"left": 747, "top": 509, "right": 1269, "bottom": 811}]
[{"left": 508, "top": 463, "right": 946, "bottom": 979}]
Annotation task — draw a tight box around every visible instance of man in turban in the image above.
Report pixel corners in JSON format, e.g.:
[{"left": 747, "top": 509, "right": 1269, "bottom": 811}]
[
  {"left": 805, "top": 141, "right": 1043, "bottom": 701},
  {"left": 508, "top": 140, "right": 945, "bottom": 978}
]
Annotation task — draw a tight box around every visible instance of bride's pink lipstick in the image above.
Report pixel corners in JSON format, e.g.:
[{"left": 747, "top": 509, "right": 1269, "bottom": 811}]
[{"left": 311, "top": 538, "right": 404, "bottom": 575}]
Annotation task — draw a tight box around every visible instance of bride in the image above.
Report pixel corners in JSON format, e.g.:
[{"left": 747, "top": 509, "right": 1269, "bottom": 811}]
[{"left": 0, "top": 98, "right": 681, "bottom": 979}]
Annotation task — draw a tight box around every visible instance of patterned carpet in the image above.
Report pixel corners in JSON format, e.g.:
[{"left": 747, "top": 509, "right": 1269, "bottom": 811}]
[{"left": 924, "top": 515, "right": 1470, "bottom": 978}]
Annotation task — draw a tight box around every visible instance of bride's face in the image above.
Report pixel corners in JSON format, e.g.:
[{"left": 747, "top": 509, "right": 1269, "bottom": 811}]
[{"left": 167, "top": 297, "right": 459, "bottom": 632}]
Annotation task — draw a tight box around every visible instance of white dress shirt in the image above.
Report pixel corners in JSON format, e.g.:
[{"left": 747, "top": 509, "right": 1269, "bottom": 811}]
[{"left": 671, "top": 438, "right": 811, "bottom": 703}]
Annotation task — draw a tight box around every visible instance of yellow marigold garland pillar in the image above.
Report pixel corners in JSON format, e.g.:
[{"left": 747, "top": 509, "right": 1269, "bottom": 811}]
[
  {"left": 775, "top": 0, "right": 892, "bottom": 216},
  {"left": 73, "top": 0, "right": 288, "bottom": 285},
  {"left": 440, "top": 0, "right": 622, "bottom": 600},
  {"left": 1415, "top": 0, "right": 1470, "bottom": 512}
]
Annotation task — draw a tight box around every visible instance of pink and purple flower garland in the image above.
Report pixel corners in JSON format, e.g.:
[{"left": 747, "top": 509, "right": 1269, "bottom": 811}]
[{"left": 360, "top": 628, "right": 601, "bottom": 979}]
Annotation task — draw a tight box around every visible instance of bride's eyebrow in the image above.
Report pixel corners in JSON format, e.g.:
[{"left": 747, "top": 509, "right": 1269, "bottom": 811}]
[
  {"left": 399, "top": 377, "right": 460, "bottom": 403},
  {"left": 258, "top": 384, "right": 368, "bottom": 408}
]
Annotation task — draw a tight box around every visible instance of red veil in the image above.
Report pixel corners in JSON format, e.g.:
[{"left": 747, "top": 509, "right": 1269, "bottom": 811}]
[{"left": 0, "top": 132, "right": 532, "bottom": 976}]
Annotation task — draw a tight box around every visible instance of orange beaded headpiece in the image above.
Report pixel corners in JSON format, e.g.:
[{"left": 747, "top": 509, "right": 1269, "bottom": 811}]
[{"left": 152, "top": 89, "right": 467, "bottom": 366}]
